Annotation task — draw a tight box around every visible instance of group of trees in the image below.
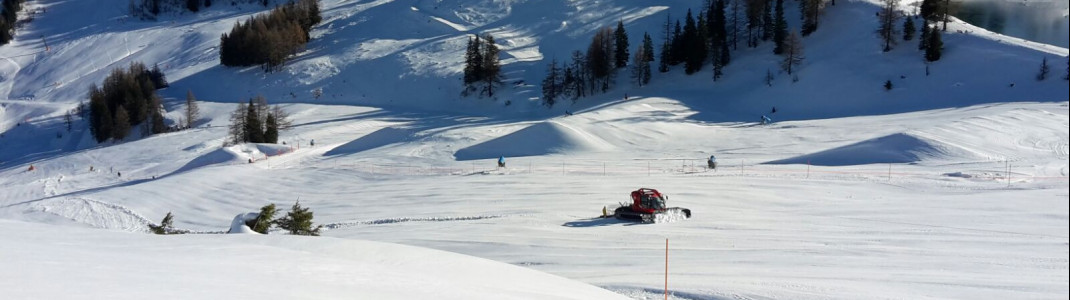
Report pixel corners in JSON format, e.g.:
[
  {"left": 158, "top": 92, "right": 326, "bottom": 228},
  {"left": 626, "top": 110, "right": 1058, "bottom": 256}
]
[
  {"left": 88, "top": 62, "right": 170, "bottom": 142},
  {"left": 462, "top": 33, "right": 504, "bottom": 97},
  {"left": 150, "top": 201, "right": 322, "bottom": 236},
  {"left": 539, "top": 0, "right": 822, "bottom": 106},
  {"left": 244, "top": 202, "right": 323, "bottom": 235},
  {"left": 219, "top": 0, "right": 321, "bottom": 71},
  {"left": 1, "top": 0, "right": 24, "bottom": 45},
  {"left": 226, "top": 95, "right": 292, "bottom": 145},
  {"left": 540, "top": 21, "right": 646, "bottom": 107},
  {"left": 876, "top": 0, "right": 943, "bottom": 62}
]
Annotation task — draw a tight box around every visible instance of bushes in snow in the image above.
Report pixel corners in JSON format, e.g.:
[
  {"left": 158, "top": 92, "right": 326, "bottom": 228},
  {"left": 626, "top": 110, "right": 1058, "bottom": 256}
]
[
  {"left": 275, "top": 201, "right": 323, "bottom": 236},
  {"left": 149, "top": 212, "right": 188, "bottom": 235}
]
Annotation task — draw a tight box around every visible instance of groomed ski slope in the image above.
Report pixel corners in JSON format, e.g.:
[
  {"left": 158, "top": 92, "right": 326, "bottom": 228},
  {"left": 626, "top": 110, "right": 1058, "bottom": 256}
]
[{"left": 0, "top": 0, "right": 1068, "bottom": 299}]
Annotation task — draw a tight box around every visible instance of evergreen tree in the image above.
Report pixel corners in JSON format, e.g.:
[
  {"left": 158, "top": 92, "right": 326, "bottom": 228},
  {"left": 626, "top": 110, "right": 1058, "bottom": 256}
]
[
  {"left": 614, "top": 20, "right": 630, "bottom": 69},
  {"left": 659, "top": 14, "right": 672, "bottom": 73},
  {"left": 264, "top": 113, "right": 278, "bottom": 143},
  {"left": 480, "top": 34, "right": 503, "bottom": 97},
  {"left": 1036, "top": 57, "right": 1049, "bottom": 81},
  {"left": 112, "top": 107, "right": 131, "bottom": 141},
  {"left": 780, "top": 30, "right": 804, "bottom": 75},
  {"left": 682, "top": 10, "right": 705, "bottom": 74},
  {"left": 541, "top": 59, "right": 563, "bottom": 107},
  {"left": 205, "top": 0, "right": 211, "bottom": 7},
  {"left": 65, "top": 111, "right": 73, "bottom": 132},
  {"left": 185, "top": 90, "right": 200, "bottom": 129},
  {"left": 745, "top": 0, "right": 763, "bottom": 47},
  {"left": 670, "top": 20, "right": 684, "bottom": 65},
  {"left": 903, "top": 16, "right": 916, "bottom": 41},
  {"left": 244, "top": 99, "right": 263, "bottom": 143},
  {"left": 772, "top": 0, "right": 787, "bottom": 54},
  {"left": 148, "top": 212, "right": 175, "bottom": 235},
  {"left": 925, "top": 28, "right": 942, "bottom": 62},
  {"left": 642, "top": 33, "right": 655, "bottom": 63},
  {"left": 878, "top": 0, "right": 900, "bottom": 52},
  {"left": 275, "top": 201, "right": 323, "bottom": 236},
  {"left": 252, "top": 204, "right": 277, "bottom": 234},
  {"left": 462, "top": 35, "right": 483, "bottom": 94}
]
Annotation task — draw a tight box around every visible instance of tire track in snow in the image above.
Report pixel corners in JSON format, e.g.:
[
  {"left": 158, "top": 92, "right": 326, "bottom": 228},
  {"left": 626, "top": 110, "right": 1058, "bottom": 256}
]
[
  {"left": 26, "top": 197, "right": 153, "bottom": 232},
  {"left": 323, "top": 214, "right": 506, "bottom": 229}
]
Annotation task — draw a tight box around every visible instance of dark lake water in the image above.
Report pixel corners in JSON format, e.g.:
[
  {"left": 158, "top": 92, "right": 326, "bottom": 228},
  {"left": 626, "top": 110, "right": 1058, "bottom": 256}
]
[{"left": 953, "top": 0, "right": 1069, "bottom": 48}]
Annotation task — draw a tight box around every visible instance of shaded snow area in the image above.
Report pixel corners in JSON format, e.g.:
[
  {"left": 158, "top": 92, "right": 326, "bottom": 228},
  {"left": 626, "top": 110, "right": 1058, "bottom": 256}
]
[{"left": 1, "top": 0, "right": 1068, "bottom": 299}]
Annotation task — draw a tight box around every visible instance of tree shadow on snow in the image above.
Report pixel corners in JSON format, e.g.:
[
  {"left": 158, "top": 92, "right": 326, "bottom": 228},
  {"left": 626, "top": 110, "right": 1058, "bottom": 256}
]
[{"left": 561, "top": 217, "right": 636, "bottom": 227}]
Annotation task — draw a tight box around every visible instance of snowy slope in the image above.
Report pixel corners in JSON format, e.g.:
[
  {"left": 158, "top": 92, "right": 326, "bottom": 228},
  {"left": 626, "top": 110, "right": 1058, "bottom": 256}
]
[
  {"left": 0, "top": 219, "right": 631, "bottom": 300},
  {"left": 0, "top": 0, "right": 1068, "bottom": 299}
]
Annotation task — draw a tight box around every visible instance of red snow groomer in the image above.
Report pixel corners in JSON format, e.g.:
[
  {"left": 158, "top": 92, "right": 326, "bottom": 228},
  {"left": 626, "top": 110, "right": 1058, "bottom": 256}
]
[{"left": 613, "top": 188, "right": 692, "bottom": 223}]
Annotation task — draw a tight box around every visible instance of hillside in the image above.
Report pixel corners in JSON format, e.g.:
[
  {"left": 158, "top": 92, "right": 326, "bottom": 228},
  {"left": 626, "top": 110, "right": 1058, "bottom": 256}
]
[{"left": 0, "top": 0, "right": 1067, "bottom": 299}]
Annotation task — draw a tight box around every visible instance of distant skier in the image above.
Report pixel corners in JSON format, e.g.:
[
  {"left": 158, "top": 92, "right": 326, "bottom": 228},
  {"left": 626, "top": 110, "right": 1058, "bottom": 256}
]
[
  {"left": 707, "top": 155, "right": 717, "bottom": 170},
  {"left": 498, "top": 156, "right": 506, "bottom": 168},
  {"left": 310, "top": 139, "right": 315, "bottom": 147},
  {"left": 760, "top": 115, "right": 772, "bottom": 125}
]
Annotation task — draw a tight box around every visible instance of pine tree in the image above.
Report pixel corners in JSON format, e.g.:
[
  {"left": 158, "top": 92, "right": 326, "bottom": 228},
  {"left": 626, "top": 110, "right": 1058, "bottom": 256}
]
[
  {"left": 878, "top": 0, "right": 900, "bottom": 52},
  {"left": 772, "top": 0, "right": 787, "bottom": 54},
  {"left": 271, "top": 105, "right": 292, "bottom": 132},
  {"left": 1064, "top": 58, "right": 1069, "bottom": 81},
  {"left": 148, "top": 212, "right": 175, "bottom": 235},
  {"left": 185, "top": 90, "right": 200, "bottom": 129},
  {"left": 780, "top": 30, "right": 804, "bottom": 75},
  {"left": 925, "top": 28, "right": 942, "bottom": 62},
  {"left": 1036, "top": 57, "right": 1049, "bottom": 81},
  {"left": 903, "top": 16, "right": 916, "bottom": 41},
  {"left": 614, "top": 20, "right": 630, "bottom": 69},
  {"left": 252, "top": 204, "right": 277, "bottom": 234},
  {"left": 264, "top": 113, "right": 278, "bottom": 143},
  {"left": 659, "top": 14, "right": 672, "bottom": 73},
  {"left": 541, "top": 59, "right": 562, "bottom": 107},
  {"left": 642, "top": 33, "right": 655, "bottom": 63},
  {"left": 480, "top": 34, "right": 503, "bottom": 97},
  {"left": 884, "top": 80, "right": 893, "bottom": 90},
  {"left": 244, "top": 99, "right": 263, "bottom": 143},
  {"left": 670, "top": 20, "right": 684, "bottom": 66},
  {"left": 275, "top": 201, "right": 323, "bottom": 236},
  {"left": 462, "top": 35, "right": 482, "bottom": 94},
  {"left": 682, "top": 10, "right": 705, "bottom": 74},
  {"left": 112, "top": 106, "right": 131, "bottom": 141}
]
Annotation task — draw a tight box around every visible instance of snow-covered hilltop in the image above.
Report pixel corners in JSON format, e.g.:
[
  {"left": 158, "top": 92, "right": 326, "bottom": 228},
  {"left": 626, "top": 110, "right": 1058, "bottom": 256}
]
[{"left": 0, "top": 0, "right": 1066, "bottom": 299}]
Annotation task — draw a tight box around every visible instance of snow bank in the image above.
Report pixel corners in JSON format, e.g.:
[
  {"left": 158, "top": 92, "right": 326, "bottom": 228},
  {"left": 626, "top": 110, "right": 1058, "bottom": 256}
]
[
  {"left": 766, "top": 132, "right": 982, "bottom": 166},
  {"left": 455, "top": 121, "right": 613, "bottom": 160}
]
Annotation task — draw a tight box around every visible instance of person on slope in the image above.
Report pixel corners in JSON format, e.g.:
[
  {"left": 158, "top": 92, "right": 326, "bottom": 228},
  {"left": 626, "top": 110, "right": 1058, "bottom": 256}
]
[{"left": 498, "top": 156, "right": 506, "bottom": 168}]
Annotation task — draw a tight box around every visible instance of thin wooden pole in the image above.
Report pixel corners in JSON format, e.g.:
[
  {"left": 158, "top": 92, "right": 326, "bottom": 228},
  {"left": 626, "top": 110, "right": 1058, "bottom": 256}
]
[{"left": 665, "top": 238, "right": 669, "bottom": 300}]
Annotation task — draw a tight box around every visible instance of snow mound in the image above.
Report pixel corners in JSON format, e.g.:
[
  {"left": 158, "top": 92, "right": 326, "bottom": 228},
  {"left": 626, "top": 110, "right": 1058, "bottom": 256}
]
[
  {"left": 324, "top": 127, "right": 415, "bottom": 156},
  {"left": 174, "top": 147, "right": 246, "bottom": 173},
  {"left": 227, "top": 212, "right": 260, "bottom": 234},
  {"left": 455, "top": 121, "right": 613, "bottom": 160},
  {"left": 767, "top": 133, "right": 984, "bottom": 166}
]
